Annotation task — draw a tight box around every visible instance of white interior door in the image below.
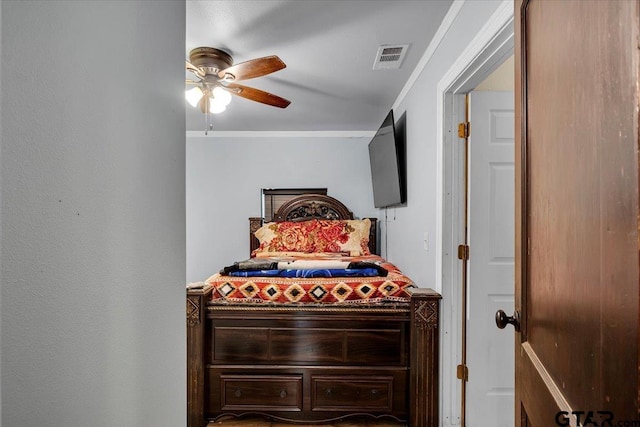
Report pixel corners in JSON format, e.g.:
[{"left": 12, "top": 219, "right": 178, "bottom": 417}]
[{"left": 466, "top": 90, "right": 515, "bottom": 427}]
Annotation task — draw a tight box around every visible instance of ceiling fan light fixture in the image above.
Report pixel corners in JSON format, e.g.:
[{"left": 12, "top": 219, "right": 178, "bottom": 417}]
[
  {"left": 212, "top": 86, "right": 232, "bottom": 106},
  {"left": 185, "top": 86, "right": 204, "bottom": 107},
  {"left": 208, "top": 98, "right": 227, "bottom": 114}
]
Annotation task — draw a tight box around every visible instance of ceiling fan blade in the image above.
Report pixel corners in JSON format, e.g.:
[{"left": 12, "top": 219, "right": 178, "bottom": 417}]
[
  {"left": 218, "top": 56, "right": 286, "bottom": 81},
  {"left": 223, "top": 83, "right": 291, "bottom": 108},
  {"left": 185, "top": 79, "right": 201, "bottom": 85},
  {"left": 185, "top": 60, "right": 204, "bottom": 78}
]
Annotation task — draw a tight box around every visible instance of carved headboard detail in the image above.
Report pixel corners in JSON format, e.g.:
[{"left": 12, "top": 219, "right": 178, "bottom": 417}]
[
  {"left": 275, "top": 194, "right": 353, "bottom": 221},
  {"left": 249, "top": 194, "right": 378, "bottom": 255}
]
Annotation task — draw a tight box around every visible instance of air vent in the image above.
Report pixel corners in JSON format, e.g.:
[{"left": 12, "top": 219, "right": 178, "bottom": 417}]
[{"left": 372, "top": 44, "right": 409, "bottom": 70}]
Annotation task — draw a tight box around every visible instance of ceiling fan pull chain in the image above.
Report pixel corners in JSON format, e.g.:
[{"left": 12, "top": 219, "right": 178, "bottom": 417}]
[{"left": 204, "top": 111, "right": 212, "bottom": 135}]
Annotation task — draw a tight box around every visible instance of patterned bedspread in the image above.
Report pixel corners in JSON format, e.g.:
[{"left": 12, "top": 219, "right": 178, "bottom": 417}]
[{"left": 207, "top": 254, "right": 415, "bottom": 306}]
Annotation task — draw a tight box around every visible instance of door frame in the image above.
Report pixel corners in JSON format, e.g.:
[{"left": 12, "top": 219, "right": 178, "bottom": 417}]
[{"left": 436, "top": 2, "right": 514, "bottom": 424}]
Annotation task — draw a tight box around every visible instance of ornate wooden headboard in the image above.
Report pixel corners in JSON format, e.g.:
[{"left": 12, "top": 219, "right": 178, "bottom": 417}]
[{"left": 249, "top": 194, "right": 378, "bottom": 255}]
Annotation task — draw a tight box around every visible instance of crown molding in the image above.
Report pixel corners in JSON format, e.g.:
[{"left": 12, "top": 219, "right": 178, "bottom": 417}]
[
  {"left": 392, "top": 0, "right": 465, "bottom": 111},
  {"left": 186, "top": 130, "right": 375, "bottom": 139}
]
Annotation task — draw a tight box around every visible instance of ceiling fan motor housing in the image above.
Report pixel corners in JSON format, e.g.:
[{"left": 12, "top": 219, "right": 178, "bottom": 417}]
[{"left": 189, "top": 47, "right": 233, "bottom": 74}]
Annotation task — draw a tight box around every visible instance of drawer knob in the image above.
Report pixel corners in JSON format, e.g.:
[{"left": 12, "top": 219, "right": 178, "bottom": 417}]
[
  {"left": 325, "top": 388, "right": 333, "bottom": 396},
  {"left": 371, "top": 389, "right": 379, "bottom": 396},
  {"left": 234, "top": 389, "right": 242, "bottom": 398},
  {"left": 280, "top": 389, "right": 287, "bottom": 398}
]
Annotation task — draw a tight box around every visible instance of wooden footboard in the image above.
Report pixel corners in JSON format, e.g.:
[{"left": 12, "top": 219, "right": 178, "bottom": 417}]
[
  {"left": 187, "top": 285, "right": 213, "bottom": 427},
  {"left": 186, "top": 287, "right": 440, "bottom": 427},
  {"left": 408, "top": 288, "right": 441, "bottom": 427}
]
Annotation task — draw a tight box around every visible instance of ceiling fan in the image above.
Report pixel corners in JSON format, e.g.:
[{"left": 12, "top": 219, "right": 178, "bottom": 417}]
[{"left": 185, "top": 47, "right": 291, "bottom": 130}]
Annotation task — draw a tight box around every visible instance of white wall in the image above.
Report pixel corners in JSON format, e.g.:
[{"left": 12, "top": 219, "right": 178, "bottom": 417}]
[
  {"left": 186, "top": 135, "right": 376, "bottom": 282},
  {"left": 389, "top": 1, "right": 508, "bottom": 425},
  {"left": 1, "top": 2, "right": 186, "bottom": 426},
  {"left": 378, "top": 0, "right": 505, "bottom": 290}
]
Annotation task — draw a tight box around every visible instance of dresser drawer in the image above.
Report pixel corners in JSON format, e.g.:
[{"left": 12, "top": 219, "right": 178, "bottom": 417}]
[
  {"left": 220, "top": 375, "right": 302, "bottom": 411},
  {"left": 311, "top": 376, "right": 393, "bottom": 411}
]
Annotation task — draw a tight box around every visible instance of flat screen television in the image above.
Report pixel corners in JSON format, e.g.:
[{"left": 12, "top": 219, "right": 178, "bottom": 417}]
[{"left": 368, "top": 110, "right": 406, "bottom": 208}]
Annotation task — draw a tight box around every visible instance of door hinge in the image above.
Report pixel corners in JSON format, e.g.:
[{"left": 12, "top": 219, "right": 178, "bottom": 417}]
[
  {"left": 457, "top": 364, "right": 469, "bottom": 381},
  {"left": 457, "top": 244, "right": 470, "bottom": 261},
  {"left": 458, "top": 121, "right": 470, "bottom": 138}
]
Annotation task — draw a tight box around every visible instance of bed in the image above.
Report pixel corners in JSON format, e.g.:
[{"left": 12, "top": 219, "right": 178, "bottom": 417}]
[{"left": 186, "top": 194, "right": 441, "bottom": 427}]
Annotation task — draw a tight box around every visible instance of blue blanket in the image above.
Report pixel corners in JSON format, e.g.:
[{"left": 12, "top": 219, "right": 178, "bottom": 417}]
[{"left": 221, "top": 259, "right": 388, "bottom": 277}]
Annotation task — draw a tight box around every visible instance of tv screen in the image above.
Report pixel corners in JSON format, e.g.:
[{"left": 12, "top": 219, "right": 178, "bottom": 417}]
[{"left": 368, "top": 110, "right": 406, "bottom": 208}]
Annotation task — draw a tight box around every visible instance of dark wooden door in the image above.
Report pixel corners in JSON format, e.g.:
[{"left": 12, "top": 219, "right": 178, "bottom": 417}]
[{"left": 510, "top": 1, "right": 640, "bottom": 425}]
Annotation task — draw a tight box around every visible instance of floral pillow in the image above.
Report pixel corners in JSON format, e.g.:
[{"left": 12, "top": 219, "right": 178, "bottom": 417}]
[{"left": 253, "top": 218, "right": 371, "bottom": 256}]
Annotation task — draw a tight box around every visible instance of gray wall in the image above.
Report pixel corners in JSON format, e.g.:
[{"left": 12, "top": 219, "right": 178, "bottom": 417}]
[
  {"left": 186, "top": 135, "right": 376, "bottom": 282},
  {"left": 1, "top": 2, "right": 186, "bottom": 426}
]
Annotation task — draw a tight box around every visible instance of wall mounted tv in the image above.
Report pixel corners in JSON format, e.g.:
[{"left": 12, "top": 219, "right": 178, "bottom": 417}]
[{"left": 368, "top": 110, "right": 406, "bottom": 208}]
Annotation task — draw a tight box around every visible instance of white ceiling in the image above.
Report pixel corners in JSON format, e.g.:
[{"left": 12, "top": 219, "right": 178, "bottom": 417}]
[{"left": 186, "top": 0, "right": 454, "bottom": 133}]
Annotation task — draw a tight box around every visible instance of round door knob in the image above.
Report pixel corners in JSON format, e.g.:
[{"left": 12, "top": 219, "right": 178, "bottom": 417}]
[{"left": 495, "top": 309, "right": 520, "bottom": 331}]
